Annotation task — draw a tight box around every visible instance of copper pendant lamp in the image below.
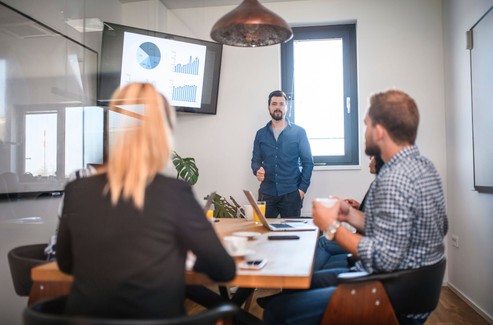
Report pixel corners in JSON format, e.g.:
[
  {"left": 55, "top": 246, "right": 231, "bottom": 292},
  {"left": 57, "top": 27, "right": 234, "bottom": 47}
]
[{"left": 210, "top": 0, "right": 293, "bottom": 47}]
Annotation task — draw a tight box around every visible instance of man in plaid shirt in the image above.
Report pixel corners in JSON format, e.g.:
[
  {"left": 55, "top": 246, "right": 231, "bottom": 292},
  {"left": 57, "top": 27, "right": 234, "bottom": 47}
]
[{"left": 263, "top": 90, "right": 448, "bottom": 325}]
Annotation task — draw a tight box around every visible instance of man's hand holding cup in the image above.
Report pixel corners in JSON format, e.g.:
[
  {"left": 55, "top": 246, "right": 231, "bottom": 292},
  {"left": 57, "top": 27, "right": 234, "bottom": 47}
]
[{"left": 312, "top": 197, "right": 339, "bottom": 230}]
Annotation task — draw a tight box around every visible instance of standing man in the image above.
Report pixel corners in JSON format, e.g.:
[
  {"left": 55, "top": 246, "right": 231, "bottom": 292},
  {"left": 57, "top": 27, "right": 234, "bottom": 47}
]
[
  {"left": 263, "top": 89, "right": 448, "bottom": 324},
  {"left": 251, "top": 90, "right": 314, "bottom": 218}
]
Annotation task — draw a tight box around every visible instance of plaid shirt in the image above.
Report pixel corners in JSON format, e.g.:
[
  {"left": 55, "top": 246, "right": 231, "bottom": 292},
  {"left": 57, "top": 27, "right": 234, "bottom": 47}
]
[{"left": 357, "top": 145, "right": 448, "bottom": 274}]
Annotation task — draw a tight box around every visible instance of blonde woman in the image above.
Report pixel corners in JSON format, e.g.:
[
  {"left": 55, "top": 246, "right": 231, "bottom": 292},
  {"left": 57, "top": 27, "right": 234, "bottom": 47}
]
[{"left": 56, "top": 83, "right": 235, "bottom": 319}]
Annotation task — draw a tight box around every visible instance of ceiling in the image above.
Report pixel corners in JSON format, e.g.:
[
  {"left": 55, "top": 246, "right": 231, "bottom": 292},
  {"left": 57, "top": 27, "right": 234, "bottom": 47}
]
[{"left": 120, "top": 0, "right": 306, "bottom": 10}]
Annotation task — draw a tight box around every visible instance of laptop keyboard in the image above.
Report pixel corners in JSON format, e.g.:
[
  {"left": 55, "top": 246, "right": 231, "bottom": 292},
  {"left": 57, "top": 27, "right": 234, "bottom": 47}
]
[{"left": 271, "top": 223, "right": 294, "bottom": 229}]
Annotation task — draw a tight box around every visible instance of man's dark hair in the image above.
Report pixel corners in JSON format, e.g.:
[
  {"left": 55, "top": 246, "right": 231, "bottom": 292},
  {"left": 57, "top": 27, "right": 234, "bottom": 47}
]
[
  {"left": 368, "top": 90, "right": 419, "bottom": 145},
  {"left": 268, "top": 90, "right": 288, "bottom": 105}
]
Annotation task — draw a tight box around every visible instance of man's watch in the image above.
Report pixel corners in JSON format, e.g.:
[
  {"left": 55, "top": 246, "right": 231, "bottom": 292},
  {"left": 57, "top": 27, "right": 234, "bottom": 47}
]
[{"left": 324, "top": 220, "right": 341, "bottom": 240}]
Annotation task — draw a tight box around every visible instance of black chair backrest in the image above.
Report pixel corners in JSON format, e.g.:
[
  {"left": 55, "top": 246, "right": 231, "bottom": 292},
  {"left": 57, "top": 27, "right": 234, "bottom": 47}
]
[
  {"left": 383, "top": 258, "right": 446, "bottom": 315},
  {"left": 363, "top": 258, "right": 446, "bottom": 315},
  {"left": 24, "top": 295, "right": 240, "bottom": 325},
  {"left": 8, "top": 244, "right": 49, "bottom": 296}
]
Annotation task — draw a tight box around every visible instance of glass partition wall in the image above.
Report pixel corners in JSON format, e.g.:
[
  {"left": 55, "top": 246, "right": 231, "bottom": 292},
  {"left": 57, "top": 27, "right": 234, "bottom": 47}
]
[
  {"left": 0, "top": 1, "right": 125, "bottom": 323},
  {"left": 0, "top": 1, "right": 103, "bottom": 199}
]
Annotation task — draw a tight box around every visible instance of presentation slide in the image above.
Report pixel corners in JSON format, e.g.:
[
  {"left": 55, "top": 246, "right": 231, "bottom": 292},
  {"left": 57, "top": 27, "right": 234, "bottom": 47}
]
[{"left": 121, "top": 32, "right": 207, "bottom": 108}]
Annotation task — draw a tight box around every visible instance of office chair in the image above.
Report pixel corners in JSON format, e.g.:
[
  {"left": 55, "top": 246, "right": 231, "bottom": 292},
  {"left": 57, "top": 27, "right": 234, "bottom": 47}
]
[
  {"left": 321, "top": 258, "right": 446, "bottom": 325},
  {"left": 8, "top": 244, "right": 49, "bottom": 297},
  {"left": 23, "top": 295, "right": 240, "bottom": 325}
]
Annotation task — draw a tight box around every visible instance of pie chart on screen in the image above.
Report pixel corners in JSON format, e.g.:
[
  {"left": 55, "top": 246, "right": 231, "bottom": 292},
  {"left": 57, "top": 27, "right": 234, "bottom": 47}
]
[{"left": 137, "top": 42, "right": 161, "bottom": 69}]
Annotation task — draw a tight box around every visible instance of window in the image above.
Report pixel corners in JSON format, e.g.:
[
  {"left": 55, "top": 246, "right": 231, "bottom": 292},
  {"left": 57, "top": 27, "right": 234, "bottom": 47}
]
[
  {"left": 24, "top": 112, "right": 58, "bottom": 177},
  {"left": 22, "top": 105, "right": 103, "bottom": 179},
  {"left": 281, "top": 24, "right": 359, "bottom": 166}
]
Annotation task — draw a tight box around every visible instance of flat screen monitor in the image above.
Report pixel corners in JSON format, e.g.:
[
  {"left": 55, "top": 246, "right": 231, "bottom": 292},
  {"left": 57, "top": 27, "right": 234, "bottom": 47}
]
[{"left": 99, "top": 22, "right": 223, "bottom": 115}]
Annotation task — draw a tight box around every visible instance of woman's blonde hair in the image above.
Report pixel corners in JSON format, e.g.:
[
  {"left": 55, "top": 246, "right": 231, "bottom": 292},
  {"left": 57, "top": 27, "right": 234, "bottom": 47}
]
[{"left": 106, "top": 83, "right": 175, "bottom": 209}]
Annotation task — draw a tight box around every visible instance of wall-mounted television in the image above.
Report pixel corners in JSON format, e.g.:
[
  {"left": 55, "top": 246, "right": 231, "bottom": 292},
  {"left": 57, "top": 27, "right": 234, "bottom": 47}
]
[{"left": 98, "top": 22, "right": 223, "bottom": 115}]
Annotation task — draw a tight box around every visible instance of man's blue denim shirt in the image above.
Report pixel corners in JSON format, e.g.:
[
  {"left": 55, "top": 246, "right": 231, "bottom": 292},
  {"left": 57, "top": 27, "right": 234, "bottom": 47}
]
[{"left": 251, "top": 119, "right": 314, "bottom": 196}]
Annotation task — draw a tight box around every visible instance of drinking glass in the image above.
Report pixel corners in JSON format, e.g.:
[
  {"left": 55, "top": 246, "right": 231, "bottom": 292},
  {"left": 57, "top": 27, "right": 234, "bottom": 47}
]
[
  {"left": 254, "top": 201, "right": 266, "bottom": 224},
  {"left": 206, "top": 204, "right": 215, "bottom": 222}
]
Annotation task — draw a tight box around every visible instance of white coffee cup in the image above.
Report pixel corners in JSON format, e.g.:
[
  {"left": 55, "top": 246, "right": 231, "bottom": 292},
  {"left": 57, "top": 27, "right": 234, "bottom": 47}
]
[
  {"left": 315, "top": 197, "right": 338, "bottom": 207},
  {"left": 243, "top": 205, "right": 254, "bottom": 221},
  {"left": 223, "top": 236, "right": 248, "bottom": 255}
]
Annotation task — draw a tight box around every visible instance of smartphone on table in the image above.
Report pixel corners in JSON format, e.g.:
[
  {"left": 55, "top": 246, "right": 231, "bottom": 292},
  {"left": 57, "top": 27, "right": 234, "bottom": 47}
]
[
  {"left": 267, "top": 235, "right": 300, "bottom": 240},
  {"left": 239, "top": 259, "right": 268, "bottom": 270}
]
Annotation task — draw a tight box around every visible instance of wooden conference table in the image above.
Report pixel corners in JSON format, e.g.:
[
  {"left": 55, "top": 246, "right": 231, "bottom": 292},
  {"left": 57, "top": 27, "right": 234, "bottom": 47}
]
[{"left": 30, "top": 218, "right": 319, "bottom": 322}]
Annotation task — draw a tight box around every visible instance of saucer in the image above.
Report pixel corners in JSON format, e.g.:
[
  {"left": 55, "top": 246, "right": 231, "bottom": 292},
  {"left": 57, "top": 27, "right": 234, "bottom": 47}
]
[
  {"left": 229, "top": 249, "right": 255, "bottom": 257},
  {"left": 232, "top": 231, "right": 261, "bottom": 240}
]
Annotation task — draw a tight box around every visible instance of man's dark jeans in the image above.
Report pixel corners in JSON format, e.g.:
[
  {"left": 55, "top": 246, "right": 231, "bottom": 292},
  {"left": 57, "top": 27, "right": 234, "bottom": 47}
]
[{"left": 259, "top": 190, "right": 303, "bottom": 218}]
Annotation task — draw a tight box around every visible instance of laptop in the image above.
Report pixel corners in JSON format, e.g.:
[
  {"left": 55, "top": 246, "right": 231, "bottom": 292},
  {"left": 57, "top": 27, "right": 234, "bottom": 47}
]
[
  {"left": 243, "top": 190, "right": 317, "bottom": 232},
  {"left": 203, "top": 191, "right": 216, "bottom": 214}
]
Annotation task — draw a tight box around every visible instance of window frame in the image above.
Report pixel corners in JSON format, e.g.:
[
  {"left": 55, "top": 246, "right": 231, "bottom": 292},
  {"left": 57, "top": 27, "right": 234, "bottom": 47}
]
[{"left": 281, "top": 24, "right": 359, "bottom": 166}]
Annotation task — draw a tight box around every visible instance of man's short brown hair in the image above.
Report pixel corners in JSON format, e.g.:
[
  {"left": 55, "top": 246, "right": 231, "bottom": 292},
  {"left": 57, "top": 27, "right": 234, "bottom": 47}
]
[{"left": 368, "top": 90, "right": 420, "bottom": 145}]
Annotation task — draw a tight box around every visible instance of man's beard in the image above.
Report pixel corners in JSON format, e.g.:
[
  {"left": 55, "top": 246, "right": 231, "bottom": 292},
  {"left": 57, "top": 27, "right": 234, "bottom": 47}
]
[
  {"left": 270, "top": 110, "right": 284, "bottom": 121},
  {"left": 365, "top": 142, "right": 381, "bottom": 157}
]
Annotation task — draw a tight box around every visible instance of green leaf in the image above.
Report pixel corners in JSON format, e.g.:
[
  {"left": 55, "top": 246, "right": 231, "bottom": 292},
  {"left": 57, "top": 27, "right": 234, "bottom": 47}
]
[
  {"left": 207, "top": 193, "right": 244, "bottom": 218},
  {"left": 172, "top": 151, "right": 199, "bottom": 185}
]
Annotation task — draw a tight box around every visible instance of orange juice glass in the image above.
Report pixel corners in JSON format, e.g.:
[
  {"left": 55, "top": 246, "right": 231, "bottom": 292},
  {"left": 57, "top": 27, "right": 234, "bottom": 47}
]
[
  {"left": 206, "top": 205, "right": 214, "bottom": 221},
  {"left": 254, "top": 201, "right": 266, "bottom": 224}
]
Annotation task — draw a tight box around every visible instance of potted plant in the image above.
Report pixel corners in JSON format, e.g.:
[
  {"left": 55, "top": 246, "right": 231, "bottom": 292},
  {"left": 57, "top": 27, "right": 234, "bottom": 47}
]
[
  {"left": 206, "top": 193, "right": 245, "bottom": 219},
  {"left": 172, "top": 151, "right": 243, "bottom": 218}
]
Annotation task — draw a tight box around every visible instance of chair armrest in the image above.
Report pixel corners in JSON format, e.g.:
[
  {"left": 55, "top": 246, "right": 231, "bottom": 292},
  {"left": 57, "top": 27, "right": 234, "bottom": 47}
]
[
  {"left": 337, "top": 270, "right": 401, "bottom": 284},
  {"left": 337, "top": 260, "right": 444, "bottom": 286},
  {"left": 337, "top": 271, "right": 369, "bottom": 281}
]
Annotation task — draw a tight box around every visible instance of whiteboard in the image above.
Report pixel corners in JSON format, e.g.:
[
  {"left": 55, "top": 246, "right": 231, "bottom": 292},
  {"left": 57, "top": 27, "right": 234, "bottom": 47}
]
[{"left": 470, "top": 6, "right": 493, "bottom": 193}]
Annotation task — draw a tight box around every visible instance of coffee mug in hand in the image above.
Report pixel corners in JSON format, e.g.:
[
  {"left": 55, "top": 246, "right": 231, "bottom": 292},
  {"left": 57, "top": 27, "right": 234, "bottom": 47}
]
[
  {"left": 315, "top": 197, "right": 337, "bottom": 207},
  {"left": 223, "top": 236, "right": 247, "bottom": 255}
]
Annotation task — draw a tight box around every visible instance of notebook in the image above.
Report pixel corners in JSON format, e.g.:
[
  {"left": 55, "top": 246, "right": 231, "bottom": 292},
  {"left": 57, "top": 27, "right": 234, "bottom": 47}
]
[
  {"left": 203, "top": 191, "right": 216, "bottom": 214},
  {"left": 243, "top": 190, "right": 317, "bottom": 232}
]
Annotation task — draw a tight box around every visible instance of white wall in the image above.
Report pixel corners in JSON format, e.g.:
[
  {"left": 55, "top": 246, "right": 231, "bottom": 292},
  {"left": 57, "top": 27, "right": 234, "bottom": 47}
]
[
  {"left": 122, "top": 0, "right": 167, "bottom": 32},
  {"left": 443, "top": 0, "right": 493, "bottom": 321}
]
